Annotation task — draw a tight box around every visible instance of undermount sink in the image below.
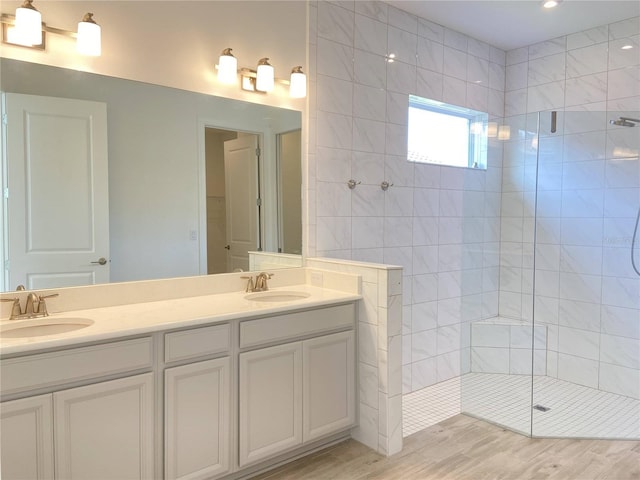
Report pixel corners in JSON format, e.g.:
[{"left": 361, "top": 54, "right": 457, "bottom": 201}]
[
  {"left": 244, "top": 290, "right": 311, "bottom": 303},
  {"left": 0, "top": 317, "right": 94, "bottom": 339}
]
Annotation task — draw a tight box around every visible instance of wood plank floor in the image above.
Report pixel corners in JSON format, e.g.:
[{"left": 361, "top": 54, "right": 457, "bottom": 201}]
[{"left": 252, "top": 415, "right": 640, "bottom": 480}]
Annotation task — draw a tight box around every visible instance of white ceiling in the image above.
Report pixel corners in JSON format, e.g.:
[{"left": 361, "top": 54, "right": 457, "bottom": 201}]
[{"left": 385, "top": 1, "right": 640, "bottom": 51}]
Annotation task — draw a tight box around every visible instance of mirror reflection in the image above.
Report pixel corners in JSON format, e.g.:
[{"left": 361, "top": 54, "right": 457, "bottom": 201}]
[{"left": 0, "top": 58, "right": 302, "bottom": 292}]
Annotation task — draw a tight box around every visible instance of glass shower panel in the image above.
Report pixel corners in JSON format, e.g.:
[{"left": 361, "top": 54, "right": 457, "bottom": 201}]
[
  {"left": 461, "top": 112, "right": 540, "bottom": 436},
  {"left": 531, "top": 110, "right": 640, "bottom": 440}
]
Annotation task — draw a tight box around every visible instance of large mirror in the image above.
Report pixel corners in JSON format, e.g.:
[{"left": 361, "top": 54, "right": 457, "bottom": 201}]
[{"left": 0, "top": 58, "right": 302, "bottom": 292}]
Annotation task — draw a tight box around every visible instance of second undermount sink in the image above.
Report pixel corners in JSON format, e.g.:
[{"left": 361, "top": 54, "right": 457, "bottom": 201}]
[
  {"left": 244, "top": 290, "right": 311, "bottom": 303},
  {"left": 0, "top": 317, "right": 94, "bottom": 339}
]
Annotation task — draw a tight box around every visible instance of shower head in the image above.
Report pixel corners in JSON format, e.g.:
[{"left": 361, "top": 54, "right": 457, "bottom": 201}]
[{"left": 610, "top": 117, "right": 640, "bottom": 127}]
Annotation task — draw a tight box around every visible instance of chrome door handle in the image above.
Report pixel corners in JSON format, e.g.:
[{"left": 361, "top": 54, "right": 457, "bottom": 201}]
[{"left": 91, "top": 257, "right": 107, "bottom": 265}]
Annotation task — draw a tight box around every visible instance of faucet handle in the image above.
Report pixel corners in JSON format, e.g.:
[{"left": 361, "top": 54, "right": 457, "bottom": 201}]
[
  {"left": 240, "top": 276, "right": 255, "bottom": 293},
  {"left": 1, "top": 298, "right": 22, "bottom": 318},
  {"left": 38, "top": 293, "right": 59, "bottom": 316}
]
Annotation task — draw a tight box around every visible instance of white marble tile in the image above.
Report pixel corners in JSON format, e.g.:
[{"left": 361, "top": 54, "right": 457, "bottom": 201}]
[
  {"left": 412, "top": 300, "right": 437, "bottom": 332},
  {"left": 442, "top": 76, "right": 466, "bottom": 106},
  {"left": 352, "top": 151, "right": 385, "bottom": 186},
  {"left": 599, "top": 362, "right": 640, "bottom": 399},
  {"left": 443, "top": 46, "right": 468, "bottom": 80},
  {"left": 412, "top": 274, "right": 438, "bottom": 304},
  {"left": 472, "top": 323, "right": 509, "bottom": 347},
  {"left": 566, "top": 43, "right": 608, "bottom": 78},
  {"left": 317, "top": 37, "right": 354, "bottom": 81},
  {"left": 488, "top": 62, "right": 505, "bottom": 91},
  {"left": 557, "top": 353, "right": 599, "bottom": 388},
  {"left": 562, "top": 160, "right": 605, "bottom": 189},
  {"left": 388, "top": 26, "right": 417, "bottom": 65},
  {"left": 559, "top": 245, "right": 603, "bottom": 276},
  {"left": 558, "top": 326, "right": 600, "bottom": 360},
  {"left": 528, "top": 36, "right": 566, "bottom": 60},
  {"left": 317, "top": 74, "right": 353, "bottom": 115},
  {"left": 560, "top": 189, "right": 604, "bottom": 218},
  {"left": 490, "top": 46, "right": 506, "bottom": 66},
  {"left": 316, "top": 181, "right": 352, "bottom": 216},
  {"left": 354, "top": 49, "right": 387, "bottom": 88},
  {"left": 355, "top": 14, "right": 388, "bottom": 56},
  {"left": 385, "top": 123, "right": 408, "bottom": 157},
  {"left": 316, "top": 216, "right": 351, "bottom": 250},
  {"left": 605, "top": 158, "right": 640, "bottom": 188},
  {"left": 505, "top": 89, "right": 527, "bottom": 116},
  {"left": 506, "top": 47, "right": 528, "bottom": 66},
  {"left": 402, "top": 334, "right": 411, "bottom": 365},
  {"left": 437, "top": 270, "right": 462, "bottom": 299},
  {"left": 318, "top": 1, "right": 355, "bottom": 45},
  {"left": 385, "top": 154, "right": 414, "bottom": 187},
  {"left": 355, "top": 0, "right": 387, "bottom": 23},
  {"left": 467, "top": 38, "right": 491, "bottom": 60},
  {"left": 437, "top": 324, "right": 461, "bottom": 355},
  {"left": 443, "top": 28, "right": 467, "bottom": 51},
  {"left": 471, "top": 347, "right": 509, "bottom": 373},
  {"left": 411, "top": 357, "right": 437, "bottom": 390},
  {"left": 353, "top": 117, "right": 386, "bottom": 153},
  {"left": 527, "top": 81, "right": 565, "bottom": 112},
  {"left": 353, "top": 402, "right": 379, "bottom": 451},
  {"left": 438, "top": 188, "right": 464, "bottom": 217},
  {"left": 359, "top": 362, "right": 379, "bottom": 409},
  {"left": 609, "top": 37, "right": 640, "bottom": 69},
  {"left": 386, "top": 90, "right": 408, "bottom": 125},
  {"left": 412, "top": 245, "right": 438, "bottom": 275},
  {"left": 412, "top": 216, "right": 439, "bottom": 246},
  {"left": 416, "top": 68, "right": 444, "bottom": 102},
  {"left": 417, "top": 37, "right": 444, "bottom": 73},
  {"left": 608, "top": 16, "right": 640, "bottom": 40},
  {"left": 353, "top": 248, "right": 384, "bottom": 264},
  {"left": 316, "top": 146, "right": 351, "bottom": 182},
  {"left": 602, "top": 276, "right": 640, "bottom": 309},
  {"left": 353, "top": 83, "right": 385, "bottom": 121},
  {"left": 506, "top": 62, "right": 528, "bottom": 91},
  {"left": 383, "top": 247, "right": 412, "bottom": 276},
  {"left": 359, "top": 321, "right": 379, "bottom": 366},
  {"left": 353, "top": 217, "right": 384, "bottom": 249},
  {"left": 387, "top": 5, "right": 417, "bottom": 33},
  {"left": 563, "top": 131, "right": 607, "bottom": 162},
  {"left": 559, "top": 270, "right": 602, "bottom": 304},
  {"left": 565, "top": 72, "right": 607, "bottom": 107},
  {"left": 601, "top": 334, "right": 640, "bottom": 369},
  {"left": 360, "top": 280, "right": 379, "bottom": 325},
  {"left": 417, "top": 17, "right": 443, "bottom": 42},
  {"left": 466, "top": 83, "right": 488, "bottom": 112},
  {"left": 558, "top": 299, "right": 601, "bottom": 332},
  {"left": 317, "top": 110, "right": 352, "bottom": 149},
  {"left": 436, "top": 351, "right": 461, "bottom": 382},
  {"left": 528, "top": 53, "right": 566, "bottom": 87},
  {"left": 603, "top": 245, "right": 639, "bottom": 279},
  {"left": 385, "top": 186, "right": 414, "bottom": 217},
  {"left": 411, "top": 329, "right": 437, "bottom": 361},
  {"left": 412, "top": 187, "right": 439, "bottom": 217},
  {"left": 601, "top": 304, "right": 640, "bottom": 339},
  {"left": 467, "top": 56, "right": 489, "bottom": 85},
  {"left": 383, "top": 216, "right": 412, "bottom": 247},
  {"left": 567, "top": 25, "right": 608, "bottom": 50},
  {"left": 608, "top": 66, "right": 640, "bottom": 100}
]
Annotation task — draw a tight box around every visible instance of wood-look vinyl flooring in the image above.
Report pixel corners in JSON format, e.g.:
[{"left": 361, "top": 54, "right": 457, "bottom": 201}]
[{"left": 252, "top": 414, "right": 640, "bottom": 480}]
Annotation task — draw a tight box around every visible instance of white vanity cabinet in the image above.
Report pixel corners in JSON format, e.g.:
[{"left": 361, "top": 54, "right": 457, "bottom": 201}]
[
  {"left": 0, "top": 338, "right": 155, "bottom": 480},
  {"left": 163, "top": 323, "right": 231, "bottom": 480},
  {"left": 238, "top": 304, "right": 356, "bottom": 467}
]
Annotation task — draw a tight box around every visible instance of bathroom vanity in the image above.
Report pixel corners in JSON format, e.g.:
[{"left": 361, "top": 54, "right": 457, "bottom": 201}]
[{"left": 0, "top": 269, "right": 360, "bottom": 480}]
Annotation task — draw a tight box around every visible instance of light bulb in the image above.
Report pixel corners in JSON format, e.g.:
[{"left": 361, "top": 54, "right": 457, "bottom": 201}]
[
  {"left": 77, "top": 13, "right": 101, "bottom": 56},
  {"left": 256, "top": 58, "right": 274, "bottom": 92},
  {"left": 218, "top": 48, "right": 238, "bottom": 84},
  {"left": 289, "top": 66, "right": 306, "bottom": 98},
  {"left": 15, "top": 0, "right": 42, "bottom": 46}
]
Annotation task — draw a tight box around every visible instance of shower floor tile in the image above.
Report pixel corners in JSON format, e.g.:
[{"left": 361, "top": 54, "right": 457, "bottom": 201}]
[{"left": 403, "top": 373, "right": 640, "bottom": 439}]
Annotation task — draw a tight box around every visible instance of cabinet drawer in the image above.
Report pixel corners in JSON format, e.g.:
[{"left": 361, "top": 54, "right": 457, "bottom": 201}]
[
  {"left": 240, "top": 303, "right": 355, "bottom": 349},
  {"left": 1, "top": 337, "right": 153, "bottom": 396},
  {"left": 164, "top": 323, "right": 230, "bottom": 363}
]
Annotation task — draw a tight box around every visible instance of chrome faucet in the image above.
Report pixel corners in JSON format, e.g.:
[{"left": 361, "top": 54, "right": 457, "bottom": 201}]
[{"left": 1, "top": 286, "right": 59, "bottom": 320}]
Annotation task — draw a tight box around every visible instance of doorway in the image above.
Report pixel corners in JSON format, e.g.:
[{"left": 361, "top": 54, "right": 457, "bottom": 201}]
[{"left": 204, "top": 128, "right": 261, "bottom": 274}]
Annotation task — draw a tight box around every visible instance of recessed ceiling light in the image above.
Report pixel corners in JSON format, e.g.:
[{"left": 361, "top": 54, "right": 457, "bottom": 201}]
[
  {"left": 542, "top": 0, "right": 561, "bottom": 8},
  {"left": 621, "top": 44, "right": 633, "bottom": 50}
]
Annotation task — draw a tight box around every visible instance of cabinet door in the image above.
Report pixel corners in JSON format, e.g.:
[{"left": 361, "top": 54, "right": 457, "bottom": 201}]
[
  {"left": 165, "top": 358, "right": 230, "bottom": 480},
  {"left": 303, "top": 330, "right": 355, "bottom": 442},
  {"left": 239, "top": 342, "right": 302, "bottom": 467},
  {"left": 54, "top": 373, "right": 155, "bottom": 480},
  {"left": 1, "top": 394, "right": 54, "bottom": 479}
]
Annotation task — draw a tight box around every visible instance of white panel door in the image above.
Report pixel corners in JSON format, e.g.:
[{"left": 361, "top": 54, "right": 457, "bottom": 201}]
[
  {"left": 165, "top": 358, "right": 230, "bottom": 480},
  {"left": 54, "top": 373, "right": 155, "bottom": 480},
  {"left": 0, "top": 394, "right": 54, "bottom": 480},
  {"left": 239, "top": 342, "right": 302, "bottom": 467},
  {"left": 3, "top": 93, "right": 109, "bottom": 290},
  {"left": 224, "top": 135, "right": 258, "bottom": 272},
  {"left": 303, "top": 331, "right": 356, "bottom": 442}
]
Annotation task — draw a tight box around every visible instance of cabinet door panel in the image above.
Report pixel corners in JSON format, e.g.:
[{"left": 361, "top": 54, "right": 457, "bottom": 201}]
[
  {"left": 1, "top": 394, "right": 54, "bottom": 479},
  {"left": 165, "top": 358, "right": 230, "bottom": 480},
  {"left": 303, "top": 330, "right": 355, "bottom": 442},
  {"left": 54, "top": 373, "right": 155, "bottom": 480},
  {"left": 239, "top": 342, "right": 302, "bottom": 466}
]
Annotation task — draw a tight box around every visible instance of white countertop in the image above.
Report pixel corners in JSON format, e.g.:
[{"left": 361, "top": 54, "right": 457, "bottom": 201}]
[{"left": 0, "top": 285, "right": 361, "bottom": 356}]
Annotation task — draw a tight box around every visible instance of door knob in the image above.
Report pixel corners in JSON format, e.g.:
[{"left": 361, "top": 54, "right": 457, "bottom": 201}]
[
  {"left": 91, "top": 257, "right": 108, "bottom": 265},
  {"left": 224, "top": 245, "right": 231, "bottom": 250}
]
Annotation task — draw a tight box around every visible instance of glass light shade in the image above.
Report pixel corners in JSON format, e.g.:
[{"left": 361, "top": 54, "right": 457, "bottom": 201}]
[
  {"left": 77, "top": 16, "right": 101, "bottom": 56},
  {"left": 15, "top": 3, "right": 42, "bottom": 46},
  {"left": 498, "top": 125, "right": 511, "bottom": 141},
  {"left": 256, "top": 58, "right": 274, "bottom": 92},
  {"left": 289, "top": 67, "right": 306, "bottom": 98},
  {"left": 487, "top": 122, "right": 498, "bottom": 138},
  {"left": 218, "top": 49, "right": 238, "bottom": 84}
]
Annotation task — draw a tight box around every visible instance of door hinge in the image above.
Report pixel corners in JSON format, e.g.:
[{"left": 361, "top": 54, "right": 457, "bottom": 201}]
[
  {"left": 255, "top": 147, "right": 261, "bottom": 157},
  {"left": 256, "top": 198, "right": 262, "bottom": 207}
]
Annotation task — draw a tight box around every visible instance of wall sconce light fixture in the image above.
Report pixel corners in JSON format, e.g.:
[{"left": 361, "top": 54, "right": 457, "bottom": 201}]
[
  {"left": 1, "top": 1, "right": 102, "bottom": 56},
  {"left": 218, "top": 47, "right": 306, "bottom": 98}
]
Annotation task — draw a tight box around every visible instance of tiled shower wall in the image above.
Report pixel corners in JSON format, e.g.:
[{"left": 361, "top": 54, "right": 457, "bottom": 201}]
[
  {"left": 501, "top": 16, "right": 640, "bottom": 398},
  {"left": 306, "top": 0, "right": 507, "bottom": 397}
]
